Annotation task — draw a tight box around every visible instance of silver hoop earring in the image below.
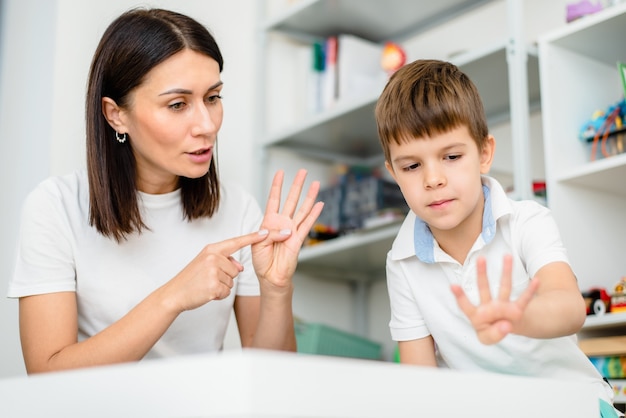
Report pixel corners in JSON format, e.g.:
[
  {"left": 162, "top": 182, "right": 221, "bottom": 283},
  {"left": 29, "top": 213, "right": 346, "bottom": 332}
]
[{"left": 115, "top": 131, "right": 127, "bottom": 144}]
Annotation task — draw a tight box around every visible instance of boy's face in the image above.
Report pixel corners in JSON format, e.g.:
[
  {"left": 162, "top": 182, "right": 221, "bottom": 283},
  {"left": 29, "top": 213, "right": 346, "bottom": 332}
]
[{"left": 385, "top": 125, "right": 495, "bottom": 236}]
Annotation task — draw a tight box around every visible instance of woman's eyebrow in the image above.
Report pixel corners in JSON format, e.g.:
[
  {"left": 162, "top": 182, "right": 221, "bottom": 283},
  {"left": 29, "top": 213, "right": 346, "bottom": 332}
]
[{"left": 159, "top": 81, "right": 223, "bottom": 96}]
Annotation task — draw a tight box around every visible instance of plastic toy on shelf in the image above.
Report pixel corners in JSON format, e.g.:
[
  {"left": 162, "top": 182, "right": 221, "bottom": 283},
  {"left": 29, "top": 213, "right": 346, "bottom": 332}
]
[
  {"left": 380, "top": 42, "right": 406, "bottom": 75},
  {"left": 578, "top": 97, "right": 625, "bottom": 161},
  {"left": 566, "top": 0, "right": 603, "bottom": 23},
  {"left": 611, "top": 277, "right": 626, "bottom": 313},
  {"left": 582, "top": 287, "right": 612, "bottom": 316}
]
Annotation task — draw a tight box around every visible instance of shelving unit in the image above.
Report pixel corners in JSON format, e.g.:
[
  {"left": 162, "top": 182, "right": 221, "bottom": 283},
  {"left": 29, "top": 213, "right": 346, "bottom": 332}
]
[
  {"left": 297, "top": 221, "right": 401, "bottom": 281},
  {"left": 262, "top": 39, "right": 541, "bottom": 165},
  {"left": 540, "top": 6, "right": 626, "bottom": 409},
  {"left": 583, "top": 312, "right": 626, "bottom": 332},
  {"left": 262, "top": 0, "right": 493, "bottom": 43},
  {"left": 259, "top": 0, "right": 539, "bottom": 339},
  {"left": 581, "top": 313, "right": 626, "bottom": 406},
  {"left": 539, "top": 3, "right": 626, "bottom": 293}
]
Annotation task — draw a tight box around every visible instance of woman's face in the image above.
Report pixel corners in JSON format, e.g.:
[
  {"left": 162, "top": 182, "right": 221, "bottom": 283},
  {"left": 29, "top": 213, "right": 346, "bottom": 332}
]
[{"left": 117, "top": 49, "right": 223, "bottom": 194}]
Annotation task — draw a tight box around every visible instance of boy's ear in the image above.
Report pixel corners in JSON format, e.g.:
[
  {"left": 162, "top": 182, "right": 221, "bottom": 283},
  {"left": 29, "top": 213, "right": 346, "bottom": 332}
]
[
  {"left": 480, "top": 135, "right": 496, "bottom": 174},
  {"left": 385, "top": 160, "right": 398, "bottom": 182},
  {"left": 101, "top": 97, "right": 128, "bottom": 132}
]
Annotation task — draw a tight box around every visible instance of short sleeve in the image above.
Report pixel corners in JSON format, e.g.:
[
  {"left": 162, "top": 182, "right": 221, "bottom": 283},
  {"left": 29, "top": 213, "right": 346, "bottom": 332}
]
[
  {"left": 8, "top": 180, "right": 77, "bottom": 297},
  {"left": 386, "top": 251, "right": 431, "bottom": 342},
  {"left": 514, "top": 201, "right": 570, "bottom": 278}
]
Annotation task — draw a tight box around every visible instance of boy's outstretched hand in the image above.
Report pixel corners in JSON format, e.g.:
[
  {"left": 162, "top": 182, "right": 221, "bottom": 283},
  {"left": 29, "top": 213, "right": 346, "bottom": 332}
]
[
  {"left": 251, "top": 169, "right": 324, "bottom": 290},
  {"left": 451, "top": 255, "right": 540, "bottom": 345}
]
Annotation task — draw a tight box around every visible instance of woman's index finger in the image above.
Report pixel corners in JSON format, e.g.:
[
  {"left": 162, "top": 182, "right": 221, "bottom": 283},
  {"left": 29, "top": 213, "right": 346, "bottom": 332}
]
[{"left": 214, "top": 230, "right": 268, "bottom": 256}]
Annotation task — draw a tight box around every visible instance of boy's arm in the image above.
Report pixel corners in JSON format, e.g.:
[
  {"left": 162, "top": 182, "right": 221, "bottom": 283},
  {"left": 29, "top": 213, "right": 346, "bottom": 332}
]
[
  {"left": 513, "top": 261, "right": 586, "bottom": 339},
  {"left": 398, "top": 336, "right": 438, "bottom": 366}
]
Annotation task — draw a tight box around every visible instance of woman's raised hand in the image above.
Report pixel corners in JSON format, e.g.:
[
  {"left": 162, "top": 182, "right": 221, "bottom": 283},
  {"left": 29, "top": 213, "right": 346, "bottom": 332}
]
[{"left": 251, "top": 169, "right": 324, "bottom": 289}]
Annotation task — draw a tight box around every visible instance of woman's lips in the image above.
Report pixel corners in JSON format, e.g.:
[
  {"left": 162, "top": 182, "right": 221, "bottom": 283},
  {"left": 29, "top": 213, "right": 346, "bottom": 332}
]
[{"left": 186, "top": 147, "right": 213, "bottom": 163}]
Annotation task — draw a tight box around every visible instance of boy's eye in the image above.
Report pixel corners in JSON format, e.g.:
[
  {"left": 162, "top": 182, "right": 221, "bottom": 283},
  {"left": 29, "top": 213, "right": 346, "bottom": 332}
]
[
  {"left": 403, "top": 163, "right": 420, "bottom": 172},
  {"left": 446, "top": 154, "right": 461, "bottom": 161}
]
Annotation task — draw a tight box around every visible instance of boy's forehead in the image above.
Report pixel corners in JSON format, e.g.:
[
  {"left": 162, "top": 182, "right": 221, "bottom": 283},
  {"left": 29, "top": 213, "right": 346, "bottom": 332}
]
[
  {"left": 391, "top": 126, "right": 477, "bottom": 150},
  {"left": 394, "top": 125, "right": 466, "bottom": 143}
]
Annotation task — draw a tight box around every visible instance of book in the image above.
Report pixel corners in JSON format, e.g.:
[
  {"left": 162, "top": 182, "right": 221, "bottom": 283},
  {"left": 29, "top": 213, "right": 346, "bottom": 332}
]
[{"left": 336, "top": 34, "right": 386, "bottom": 103}]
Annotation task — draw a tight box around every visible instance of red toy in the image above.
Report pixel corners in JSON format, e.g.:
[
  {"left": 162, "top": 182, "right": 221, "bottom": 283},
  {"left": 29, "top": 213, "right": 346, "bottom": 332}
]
[
  {"left": 582, "top": 288, "right": 611, "bottom": 315},
  {"left": 381, "top": 42, "right": 406, "bottom": 75}
]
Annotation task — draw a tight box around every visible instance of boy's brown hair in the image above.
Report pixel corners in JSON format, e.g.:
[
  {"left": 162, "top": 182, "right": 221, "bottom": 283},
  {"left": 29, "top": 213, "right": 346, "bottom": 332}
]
[{"left": 375, "top": 59, "right": 489, "bottom": 164}]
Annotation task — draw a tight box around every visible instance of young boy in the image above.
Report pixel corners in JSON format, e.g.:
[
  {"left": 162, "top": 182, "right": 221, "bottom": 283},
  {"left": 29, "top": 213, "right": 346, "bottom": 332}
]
[{"left": 375, "top": 59, "right": 620, "bottom": 416}]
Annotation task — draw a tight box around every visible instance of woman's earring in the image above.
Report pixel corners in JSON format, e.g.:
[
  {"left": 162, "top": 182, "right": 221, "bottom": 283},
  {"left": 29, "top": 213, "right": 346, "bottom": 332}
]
[{"left": 115, "top": 131, "right": 127, "bottom": 144}]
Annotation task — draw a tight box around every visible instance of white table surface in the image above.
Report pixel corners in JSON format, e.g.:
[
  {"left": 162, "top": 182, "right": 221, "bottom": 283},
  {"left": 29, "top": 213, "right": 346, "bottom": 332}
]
[{"left": 0, "top": 349, "right": 597, "bottom": 417}]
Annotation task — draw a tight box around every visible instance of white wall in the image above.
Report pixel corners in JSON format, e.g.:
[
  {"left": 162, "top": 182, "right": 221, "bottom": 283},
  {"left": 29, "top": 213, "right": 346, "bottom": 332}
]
[{"left": 0, "top": 0, "right": 56, "bottom": 378}]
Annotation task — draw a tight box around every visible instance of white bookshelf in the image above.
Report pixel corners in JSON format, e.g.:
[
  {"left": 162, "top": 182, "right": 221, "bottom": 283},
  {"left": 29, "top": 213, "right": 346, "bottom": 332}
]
[
  {"left": 259, "top": 0, "right": 540, "bottom": 341},
  {"left": 539, "top": 3, "right": 626, "bottom": 293},
  {"left": 540, "top": 7, "right": 626, "bottom": 408},
  {"left": 298, "top": 221, "right": 401, "bottom": 281},
  {"left": 583, "top": 312, "right": 626, "bottom": 331}
]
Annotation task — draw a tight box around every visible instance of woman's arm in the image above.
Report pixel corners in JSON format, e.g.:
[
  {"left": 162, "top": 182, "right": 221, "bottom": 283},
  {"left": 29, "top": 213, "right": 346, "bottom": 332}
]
[
  {"left": 234, "top": 293, "right": 296, "bottom": 351},
  {"left": 20, "top": 231, "right": 269, "bottom": 374},
  {"left": 19, "top": 289, "right": 177, "bottom": 373},
  {"left": 246, "top": 169, "right": 323, "bottom": 350}
]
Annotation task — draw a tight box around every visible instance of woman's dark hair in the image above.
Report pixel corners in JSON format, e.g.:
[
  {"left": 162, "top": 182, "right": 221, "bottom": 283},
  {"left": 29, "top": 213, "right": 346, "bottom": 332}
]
[{"left": 86, "top": 8, "right": 224, "bottom": 242}]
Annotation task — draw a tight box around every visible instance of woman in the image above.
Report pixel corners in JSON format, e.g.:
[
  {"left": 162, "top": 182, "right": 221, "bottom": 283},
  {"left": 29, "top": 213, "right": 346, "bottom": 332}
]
[{"left": 8, "top": 7, "right": 323, "bottom": 374}]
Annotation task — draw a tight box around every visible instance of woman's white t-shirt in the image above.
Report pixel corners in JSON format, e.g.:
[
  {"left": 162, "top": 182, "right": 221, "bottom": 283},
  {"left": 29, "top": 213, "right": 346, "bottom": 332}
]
[{"left": 8, "top": 169, "right": 263, "bottom": 359}]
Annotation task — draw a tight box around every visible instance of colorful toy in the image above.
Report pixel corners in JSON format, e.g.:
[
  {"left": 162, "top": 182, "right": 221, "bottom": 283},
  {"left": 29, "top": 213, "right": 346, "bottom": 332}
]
[
  {"left": 381, "top": 42, "right": 406, "bottom": 75},
  {"left": 611, "top": 277, "right": 626, "bottom": 313},
  {"left": 582, "top": 287, "right": 611, "bottom": 316},
  {"left": 566, "top": 0, "right": 603, "bottom": 23},
  {"left": 578, "top": 97, "right": 626, "bottom": 161}
]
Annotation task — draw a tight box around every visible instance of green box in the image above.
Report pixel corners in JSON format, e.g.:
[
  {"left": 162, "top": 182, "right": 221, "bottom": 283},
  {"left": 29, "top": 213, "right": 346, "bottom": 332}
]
[{"left": 295, "top": 322, "right": 382, "bottom": 360}]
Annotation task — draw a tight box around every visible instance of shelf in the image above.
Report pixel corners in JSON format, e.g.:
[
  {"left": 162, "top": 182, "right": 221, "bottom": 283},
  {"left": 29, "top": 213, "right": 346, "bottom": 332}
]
[
  {"left": 451, "top": 41, "right": 541, "bottom": 124},
  {"left": 608, "top": 379, "right": 626, "bottom": 404},
  {"left": 540, "top": 2, "right": 626, "bottom": 67},
  {"left": 297, "top": 221, "right": 401, "bottom": 281},
  {"left": 263, "top": 92, "right": 381, "bottom": 160},
  {"left": 263, "top": 0, "right": 492, "bottom": 42},
  {"left": 557, "top": 153, "right": 626, "bottom": 196},
  {"left": 264, "top": 42, "right": 541, "bottom": 160},
  {"left": 583, "top": 312, "right": 626, "bottom": 331},
  {"left": 539, "top": 3, "right": 626, "bottom": 290}
]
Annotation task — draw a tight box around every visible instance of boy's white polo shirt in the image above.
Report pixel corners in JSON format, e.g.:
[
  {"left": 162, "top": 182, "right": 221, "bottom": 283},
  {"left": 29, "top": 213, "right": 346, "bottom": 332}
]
[{"left": 386, "top": 176, "right": 612, "bottom": 402}]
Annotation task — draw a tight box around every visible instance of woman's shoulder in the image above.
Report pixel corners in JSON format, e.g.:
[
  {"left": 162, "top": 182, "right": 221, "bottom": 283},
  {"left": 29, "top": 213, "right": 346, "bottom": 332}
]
[{"left": 24, "top": 169, "right": 89, "bottom": 210}]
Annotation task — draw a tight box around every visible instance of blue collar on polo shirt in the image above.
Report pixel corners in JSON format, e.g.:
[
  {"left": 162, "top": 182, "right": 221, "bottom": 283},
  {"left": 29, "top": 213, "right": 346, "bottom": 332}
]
[{"left": 413, "top": 184, "right": 495, "bottom": 263}]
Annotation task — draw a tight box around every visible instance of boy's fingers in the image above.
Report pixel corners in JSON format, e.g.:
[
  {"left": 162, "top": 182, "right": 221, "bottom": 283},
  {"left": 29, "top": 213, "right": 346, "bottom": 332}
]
[
  {"left": 514, "top": 278, "right": 539, "bottom": 309},
  {"left": 451, "top": 284, "right": 476, "bottom": 316},
  {"left": 476, "top": 257, "right": 492, "bottom": 304},
  {"left": 497, "top": 255, "right": 513, "bottom": 301}
]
